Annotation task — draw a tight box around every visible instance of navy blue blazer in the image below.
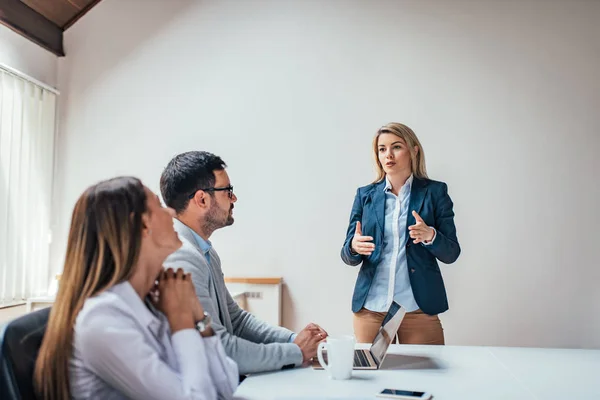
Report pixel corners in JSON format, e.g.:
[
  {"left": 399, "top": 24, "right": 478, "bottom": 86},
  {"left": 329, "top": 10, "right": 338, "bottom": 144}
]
[{"left": 341, "top": 177, "right": 460, "bottom": 315}]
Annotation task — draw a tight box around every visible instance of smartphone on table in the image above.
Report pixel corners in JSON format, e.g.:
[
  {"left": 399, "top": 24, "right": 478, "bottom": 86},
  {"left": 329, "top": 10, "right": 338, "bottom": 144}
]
[{"left": 376, "top": 388, "right": 432, "bottom": 400}]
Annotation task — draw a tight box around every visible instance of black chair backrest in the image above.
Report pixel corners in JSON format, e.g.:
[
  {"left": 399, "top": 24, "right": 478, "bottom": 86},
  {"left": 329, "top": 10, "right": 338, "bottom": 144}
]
[{"left": 0, "top": 307, "right": 51, "bottom": 400}]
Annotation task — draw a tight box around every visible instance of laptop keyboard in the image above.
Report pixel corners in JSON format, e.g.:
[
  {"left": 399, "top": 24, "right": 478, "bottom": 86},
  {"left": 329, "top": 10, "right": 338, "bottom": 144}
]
[
  {"left": 354, "top": 350, "right": 371, "bottom": 367},
  {"left": 318, "top": 350, "right": 372, "bottom": 368}
]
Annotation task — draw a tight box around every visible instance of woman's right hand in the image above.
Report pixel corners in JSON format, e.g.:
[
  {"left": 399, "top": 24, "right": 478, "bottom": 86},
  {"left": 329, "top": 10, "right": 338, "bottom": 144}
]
[
  {"left": 351, "top": 221, "right": 375, "bottom": 256},
  {"left": 155, "top": 268, "right": 196, "bottom": 333}
]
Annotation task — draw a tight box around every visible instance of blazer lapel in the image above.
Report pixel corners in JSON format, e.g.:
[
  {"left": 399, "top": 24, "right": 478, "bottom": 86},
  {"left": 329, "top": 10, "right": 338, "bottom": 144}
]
[
  {"left": 407, "top": 177, "right": 428, "bottom": 228},
  {"left": 173, "top": 219, "right": 202, "bottom": 252}
]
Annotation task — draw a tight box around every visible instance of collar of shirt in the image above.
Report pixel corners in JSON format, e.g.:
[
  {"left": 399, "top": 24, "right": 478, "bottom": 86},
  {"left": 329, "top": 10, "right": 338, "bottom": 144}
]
[
  {"left": 109, "top": 281, "right": 165, "bottom": 336},
  {"left": 191, "top": 229, "right": 212, "bottom": 261},
  {"left": 384, "top": 173, "right": 414, "bottom": 195}
]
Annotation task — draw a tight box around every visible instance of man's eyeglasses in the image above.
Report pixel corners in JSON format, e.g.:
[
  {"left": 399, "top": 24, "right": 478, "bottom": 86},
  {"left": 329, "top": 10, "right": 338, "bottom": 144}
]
[{"left": 188, "top": 185, "right": 234, "bottom": 199}]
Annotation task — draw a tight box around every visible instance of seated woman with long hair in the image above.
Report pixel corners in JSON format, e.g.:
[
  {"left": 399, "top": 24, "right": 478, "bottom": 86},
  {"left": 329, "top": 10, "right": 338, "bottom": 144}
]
[{"left": 34, "top": 177, "right": 238, "bottom": 400}]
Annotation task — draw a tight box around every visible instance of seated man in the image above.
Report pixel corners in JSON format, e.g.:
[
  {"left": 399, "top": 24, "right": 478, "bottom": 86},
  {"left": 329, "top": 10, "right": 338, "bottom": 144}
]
[{"left": 160, "top": 151, "right": 327, "bottom": 374}]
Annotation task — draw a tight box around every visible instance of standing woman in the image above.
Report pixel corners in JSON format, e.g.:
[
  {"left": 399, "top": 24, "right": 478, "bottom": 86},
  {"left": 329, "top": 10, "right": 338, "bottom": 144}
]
[{"left": 341, "top": 123, "right": 460, "bottom": 345}]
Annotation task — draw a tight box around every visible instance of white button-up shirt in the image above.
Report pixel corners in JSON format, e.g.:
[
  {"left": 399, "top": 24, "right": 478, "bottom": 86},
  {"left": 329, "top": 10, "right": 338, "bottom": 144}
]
[{"left": 69, "top": 281, "right": 238, "bottom": 400}]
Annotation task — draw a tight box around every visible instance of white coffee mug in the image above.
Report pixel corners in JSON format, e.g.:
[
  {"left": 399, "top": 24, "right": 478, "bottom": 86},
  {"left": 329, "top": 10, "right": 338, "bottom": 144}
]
[{"left": 317, "top": 335, "right": 355, "bottom": 380}]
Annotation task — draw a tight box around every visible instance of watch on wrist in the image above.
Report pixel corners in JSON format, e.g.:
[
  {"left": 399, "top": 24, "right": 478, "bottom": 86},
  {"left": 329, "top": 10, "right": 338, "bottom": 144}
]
[{"left": 195, "top": 311, "right": 212, "bottom": 333}]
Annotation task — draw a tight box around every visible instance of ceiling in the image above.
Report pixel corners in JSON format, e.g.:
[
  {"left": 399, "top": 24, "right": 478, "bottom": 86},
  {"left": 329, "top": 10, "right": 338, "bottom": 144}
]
[
  {"left": 20, "top": 0, "right": 101, "bottom": 29},
  {"left": 0, "top": 0, "right": 103, "bottom": 56}
]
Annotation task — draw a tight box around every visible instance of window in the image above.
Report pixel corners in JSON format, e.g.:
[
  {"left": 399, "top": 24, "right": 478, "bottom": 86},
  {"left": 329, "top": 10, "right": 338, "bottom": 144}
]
[{"left": 0, "top": 67, "right": 57, "bottom": 306}]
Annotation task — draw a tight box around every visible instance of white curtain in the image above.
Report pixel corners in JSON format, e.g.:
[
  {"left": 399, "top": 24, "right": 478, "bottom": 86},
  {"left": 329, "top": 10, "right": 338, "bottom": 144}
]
[{"left": 0, "top": 70, "right": 56, "bottom": 306}]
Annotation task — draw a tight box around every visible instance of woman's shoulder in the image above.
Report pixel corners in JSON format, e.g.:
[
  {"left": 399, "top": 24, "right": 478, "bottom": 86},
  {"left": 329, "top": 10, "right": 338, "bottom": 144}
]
[
  {"left": 355, "top": 180, "right": 384, "bottom": 196},
  {"left": 422, "top": 177, "right": 446, "bottom": 185},
  {"left": 75, "top": 290, "right": 131, "bottom": 330},
  {"left": 75, "top": 282, "right": 145, "bottom": 335},
  {"left": 417, "top": 177, "right": 450, "bottom": 195}
]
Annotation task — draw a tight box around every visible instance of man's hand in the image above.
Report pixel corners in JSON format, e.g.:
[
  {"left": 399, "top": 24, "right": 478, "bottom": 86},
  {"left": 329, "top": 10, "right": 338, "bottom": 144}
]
[{"left": 294, "top": 323, "right": 328, "bottom": 363}]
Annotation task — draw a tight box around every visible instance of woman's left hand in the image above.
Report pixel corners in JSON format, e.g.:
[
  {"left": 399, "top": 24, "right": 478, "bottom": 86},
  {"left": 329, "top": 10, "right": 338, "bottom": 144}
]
[{"left": 408, "top": 211, "right": 435, "bottom": 244}]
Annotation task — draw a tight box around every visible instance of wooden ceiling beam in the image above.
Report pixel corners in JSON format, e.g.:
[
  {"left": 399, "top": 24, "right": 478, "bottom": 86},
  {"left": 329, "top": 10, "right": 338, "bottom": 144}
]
[
  {"left": 0, "top": 0, "right": 64, "bottom": 56},
  {"left": 20, "top": 0, "right": 80, "bottom": 28},
  {"left": 64, "top": 0, "right": 102, "bottom": 30}
]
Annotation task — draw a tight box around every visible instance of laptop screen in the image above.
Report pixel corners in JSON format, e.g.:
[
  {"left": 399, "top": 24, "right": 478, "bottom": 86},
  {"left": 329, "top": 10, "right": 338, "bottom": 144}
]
[{"left": 369, "top": 301, "right": 406, "bottom": 365}]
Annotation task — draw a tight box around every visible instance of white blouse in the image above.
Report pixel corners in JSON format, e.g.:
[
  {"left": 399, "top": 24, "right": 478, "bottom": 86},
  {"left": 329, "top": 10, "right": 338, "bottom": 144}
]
[{"left": 69, "top": 281, "right": 238, "bottom": 400}]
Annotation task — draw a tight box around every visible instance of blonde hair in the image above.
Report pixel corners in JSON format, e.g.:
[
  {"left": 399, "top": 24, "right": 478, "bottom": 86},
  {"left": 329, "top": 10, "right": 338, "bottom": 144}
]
[
  {"left": 372, "top": 122, "right": 428, "bottom": 183},
  {"left": 34, "top": 177, "right": 147, "bottom": 400}
]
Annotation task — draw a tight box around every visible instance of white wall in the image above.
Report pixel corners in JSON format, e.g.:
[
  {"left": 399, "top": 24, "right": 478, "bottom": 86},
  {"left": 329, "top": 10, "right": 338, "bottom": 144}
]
[
  {"left": 0, "top": 24, "right": 58, "bottom": 87},
  {"left": 52, "top": 0, "right": 600, "bottom": 349}
]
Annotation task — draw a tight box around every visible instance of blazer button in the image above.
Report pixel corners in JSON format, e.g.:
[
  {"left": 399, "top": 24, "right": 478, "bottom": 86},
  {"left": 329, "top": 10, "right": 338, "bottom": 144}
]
[{"left": 411, "top": 268, "right": 415, "bottom": 273}]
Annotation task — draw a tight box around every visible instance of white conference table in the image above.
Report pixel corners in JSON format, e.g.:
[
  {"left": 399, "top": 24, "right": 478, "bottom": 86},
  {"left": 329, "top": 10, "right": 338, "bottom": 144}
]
[{"left": 233, "top": 344, "right": 600, "bottom": 400}]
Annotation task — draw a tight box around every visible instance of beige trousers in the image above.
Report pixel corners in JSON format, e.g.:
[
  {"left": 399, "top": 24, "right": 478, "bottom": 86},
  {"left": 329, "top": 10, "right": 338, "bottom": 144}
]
[{"left": 353, "top": 308, "right": 445, "bottom": 345}]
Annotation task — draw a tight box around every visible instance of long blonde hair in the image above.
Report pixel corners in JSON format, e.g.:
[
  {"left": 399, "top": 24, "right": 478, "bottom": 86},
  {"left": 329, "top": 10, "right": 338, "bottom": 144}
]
[
  {"left": 372, "top": 122, "right": 428, "bottom": 183},
  {"left": 34, "top": 177, "right": 147, "bottom": 399}
]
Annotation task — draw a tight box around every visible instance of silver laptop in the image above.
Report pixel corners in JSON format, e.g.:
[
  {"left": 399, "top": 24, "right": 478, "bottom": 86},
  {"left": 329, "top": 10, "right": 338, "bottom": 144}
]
[{"left": 313, "top": 301, "right": 406, "bottom": 370}]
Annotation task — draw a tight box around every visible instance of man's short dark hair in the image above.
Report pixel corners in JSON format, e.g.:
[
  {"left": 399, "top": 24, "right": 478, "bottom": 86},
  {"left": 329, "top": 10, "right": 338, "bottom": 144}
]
[{"left": 160, "top": 151, "right": 227, "bottom": 214}]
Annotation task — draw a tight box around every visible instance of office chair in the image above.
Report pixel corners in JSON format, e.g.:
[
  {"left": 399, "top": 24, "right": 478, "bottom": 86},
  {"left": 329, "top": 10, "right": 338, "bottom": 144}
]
[{"left": 0, "top": 307, "right": 50, "bottom": 400}]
